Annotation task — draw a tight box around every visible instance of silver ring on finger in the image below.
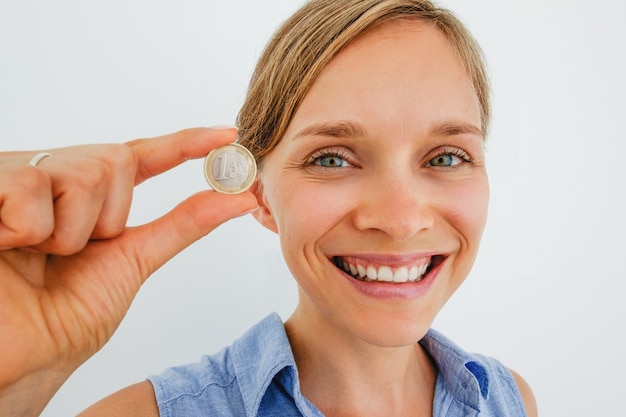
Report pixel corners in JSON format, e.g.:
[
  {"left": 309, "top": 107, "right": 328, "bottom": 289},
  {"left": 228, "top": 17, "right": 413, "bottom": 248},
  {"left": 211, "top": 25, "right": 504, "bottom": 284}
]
[{"left": 28, "top": 152, "right": 53, "bottom": 167}]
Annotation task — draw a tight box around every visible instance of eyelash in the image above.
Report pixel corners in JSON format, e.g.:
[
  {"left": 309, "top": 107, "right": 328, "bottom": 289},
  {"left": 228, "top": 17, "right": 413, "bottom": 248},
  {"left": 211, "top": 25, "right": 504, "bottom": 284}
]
[
  {"left": 427, "top": 147, "right": 474, "bottom": 167},
  {"left": 307, "top": 148, "right": 353, "bottom": 167},
  {"left": 306, "top": 146, "right": 473, "bottom": 168}
]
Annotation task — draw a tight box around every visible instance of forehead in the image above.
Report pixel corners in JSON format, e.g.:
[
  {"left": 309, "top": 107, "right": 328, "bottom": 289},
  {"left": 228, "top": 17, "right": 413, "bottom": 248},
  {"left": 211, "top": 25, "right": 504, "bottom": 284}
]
[
  {"left": 347, "top": 18, "right": 443, "bottom": 53},
  {"left": 284, "top": 19, "right": 480, "bottom": 136},
  {"left": 327, "top": 19, "right": 465, "bottom": 85}
]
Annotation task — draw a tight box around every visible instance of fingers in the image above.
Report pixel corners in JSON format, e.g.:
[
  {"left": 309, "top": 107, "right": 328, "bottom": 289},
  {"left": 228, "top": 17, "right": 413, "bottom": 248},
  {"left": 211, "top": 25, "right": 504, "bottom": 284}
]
[
  {"left": 67, "top": 144, "right": 136, "bottom": 240},
  {"left": 29, "top": 155, "right": 113, "bottom": 254},
  {"left": 0, "top": 126, "right": 244, "bottom": 255},
  {"left": 0, "top": 165, "right": 54, "bottom": 249},
  {"left": 123, "top": 189, "right": 258, "bottom": 278},
  {"left": 0, "top": 153, "right": 118, "bottom": 254},
  {"left": 127, "top": 127, "right": 238, "bottom": 185}
]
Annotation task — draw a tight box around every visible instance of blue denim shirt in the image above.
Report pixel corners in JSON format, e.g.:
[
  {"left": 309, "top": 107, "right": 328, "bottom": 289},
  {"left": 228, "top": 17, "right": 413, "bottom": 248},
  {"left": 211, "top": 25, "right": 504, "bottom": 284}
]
[{"left": 149, "top": 313, "right": 527, "bottom": 416}]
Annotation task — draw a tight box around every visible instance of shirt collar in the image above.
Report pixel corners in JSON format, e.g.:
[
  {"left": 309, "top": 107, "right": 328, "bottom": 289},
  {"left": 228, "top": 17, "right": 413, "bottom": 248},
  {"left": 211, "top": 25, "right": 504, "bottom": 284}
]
[
  {"left": 230, "top": 313, "right": 302, "bottom": 416},
  {"left": 419, "top": 328, "right": 491, "bottom": 411},
  {"left": 231, "top": 314, "right": 491, "bottom": 415}
]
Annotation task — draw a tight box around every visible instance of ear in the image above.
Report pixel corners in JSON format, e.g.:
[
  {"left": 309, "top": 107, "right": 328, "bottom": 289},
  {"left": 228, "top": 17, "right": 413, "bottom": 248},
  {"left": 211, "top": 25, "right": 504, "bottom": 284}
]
[{"left": 250, "top": 178, "right": 278, "bottom": 234}]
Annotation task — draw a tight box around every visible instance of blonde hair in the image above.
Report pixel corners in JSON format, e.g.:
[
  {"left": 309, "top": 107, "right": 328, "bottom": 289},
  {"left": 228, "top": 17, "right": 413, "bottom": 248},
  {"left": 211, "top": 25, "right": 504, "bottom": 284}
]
[{"left": 237, "top": 0, "right": 490, "bottom": 166}]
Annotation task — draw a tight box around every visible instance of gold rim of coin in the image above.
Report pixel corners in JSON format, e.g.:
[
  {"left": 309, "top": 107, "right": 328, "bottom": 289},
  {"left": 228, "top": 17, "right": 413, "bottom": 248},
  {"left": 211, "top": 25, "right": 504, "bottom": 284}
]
[{"left": 203, "top": 143, "right": 257, "bottom": 194}]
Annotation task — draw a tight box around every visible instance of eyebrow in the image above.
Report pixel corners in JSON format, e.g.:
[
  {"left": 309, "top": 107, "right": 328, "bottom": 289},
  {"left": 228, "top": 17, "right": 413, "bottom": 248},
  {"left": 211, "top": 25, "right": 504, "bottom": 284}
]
[
  {"left": 292, "top": 119, "right": 483, "bottom": 141},
  {"left": 431, "top": 121, "right": 483, "bottom": 138},
  {"left": 293, "top": 120, "right": 367, "bottom": 140}
]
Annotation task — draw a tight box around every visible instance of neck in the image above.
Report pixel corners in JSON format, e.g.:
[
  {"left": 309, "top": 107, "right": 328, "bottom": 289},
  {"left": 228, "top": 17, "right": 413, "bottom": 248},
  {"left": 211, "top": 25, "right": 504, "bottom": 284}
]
[{"left": 285, "top": 304, "right": 437, "bottom": 417}]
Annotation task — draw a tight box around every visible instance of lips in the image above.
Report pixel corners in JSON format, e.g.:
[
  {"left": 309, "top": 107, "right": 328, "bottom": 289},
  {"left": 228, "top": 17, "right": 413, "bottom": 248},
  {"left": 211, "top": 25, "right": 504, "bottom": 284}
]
[{"left": 332, "top": 255, "right": 445, "bottom": 283}]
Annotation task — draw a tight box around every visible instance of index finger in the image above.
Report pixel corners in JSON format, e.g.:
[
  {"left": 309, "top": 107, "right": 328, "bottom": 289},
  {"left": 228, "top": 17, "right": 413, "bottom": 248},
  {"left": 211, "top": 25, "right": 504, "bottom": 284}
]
[{"left": 126, "top": 126, "right": 238, "bottom": 185}]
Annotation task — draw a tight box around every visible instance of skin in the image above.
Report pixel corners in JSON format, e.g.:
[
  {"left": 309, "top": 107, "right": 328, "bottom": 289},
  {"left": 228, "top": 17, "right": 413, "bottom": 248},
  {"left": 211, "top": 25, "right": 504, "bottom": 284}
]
[
  {"left": 253, "top": 20, "right": 489, "bottom": 416},
  {"left": 0, "top": 128, "right": 258, "bottom": 417},
  {"left": 82, "top": 20, "right": 538, "bottom": 417},
  {"left": 257, "top": 20, "right": 537, "bottom": 417}
]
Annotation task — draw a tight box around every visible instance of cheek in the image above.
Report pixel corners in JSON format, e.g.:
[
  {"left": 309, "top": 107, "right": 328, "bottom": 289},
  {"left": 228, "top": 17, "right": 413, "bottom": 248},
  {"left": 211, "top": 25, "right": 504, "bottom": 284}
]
[
  {"left": 275, "top": 180, "right": 354, "bottom": 251},
  {"left": 444, "top": 176, "right": 489, "bottom": 247}
]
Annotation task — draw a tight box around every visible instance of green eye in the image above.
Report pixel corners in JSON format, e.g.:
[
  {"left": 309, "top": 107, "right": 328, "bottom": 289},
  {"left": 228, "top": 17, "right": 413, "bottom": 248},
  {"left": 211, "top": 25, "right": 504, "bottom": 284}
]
[
  {"left": 428, "top": 149, "right": 471, "bottom": 167},
  {"left": 429, "top": 154, "right": 457, "bottom": 167},
  {"left": 314, "top": 153, "right": 351, "bottom": 168}
]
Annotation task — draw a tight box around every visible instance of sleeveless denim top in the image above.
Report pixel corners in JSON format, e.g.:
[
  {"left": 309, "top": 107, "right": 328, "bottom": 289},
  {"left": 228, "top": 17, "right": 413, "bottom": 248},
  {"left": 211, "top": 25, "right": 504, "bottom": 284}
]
[{"left": 149, "top": 313, "right": 527, "bottom": 416}]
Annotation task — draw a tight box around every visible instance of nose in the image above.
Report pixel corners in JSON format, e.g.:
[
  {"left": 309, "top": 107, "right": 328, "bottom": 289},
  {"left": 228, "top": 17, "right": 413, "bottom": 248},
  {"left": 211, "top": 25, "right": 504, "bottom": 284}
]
[{"left": 351, "top": 170, "right": 435, "bottom": 241}]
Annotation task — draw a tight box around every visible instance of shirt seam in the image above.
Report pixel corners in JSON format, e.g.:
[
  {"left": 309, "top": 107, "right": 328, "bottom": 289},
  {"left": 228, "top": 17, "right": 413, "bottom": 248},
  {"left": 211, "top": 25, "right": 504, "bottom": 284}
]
[{"left": 157, "top": 372, "right": 239, "bottom": 408}]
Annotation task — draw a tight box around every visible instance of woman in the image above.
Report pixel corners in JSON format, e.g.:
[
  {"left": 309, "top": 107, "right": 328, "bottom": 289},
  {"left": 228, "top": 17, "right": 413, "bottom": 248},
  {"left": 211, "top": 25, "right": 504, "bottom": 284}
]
[{"left": 0, "top": 0, "right": 537, "bottom": 416}]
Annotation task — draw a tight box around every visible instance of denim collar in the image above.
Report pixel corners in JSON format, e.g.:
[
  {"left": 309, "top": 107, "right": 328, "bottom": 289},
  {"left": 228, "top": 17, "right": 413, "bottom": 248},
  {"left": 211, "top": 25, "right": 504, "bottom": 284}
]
[
  {"left": 420, "top": 328, "right": 491, "bottom": 411},
  {"left": 230, "top": 313, "right": 490, "bottom": 415},
  {"left": 231, "top": 313, "right": 315, "bottom": 416}
]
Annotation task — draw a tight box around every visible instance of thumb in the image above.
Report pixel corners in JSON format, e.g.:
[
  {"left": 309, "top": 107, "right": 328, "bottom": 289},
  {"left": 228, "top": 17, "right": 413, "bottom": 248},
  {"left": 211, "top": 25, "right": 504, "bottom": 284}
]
[{"left": 122, "top": 190, "right": 258, "bottom": 279}]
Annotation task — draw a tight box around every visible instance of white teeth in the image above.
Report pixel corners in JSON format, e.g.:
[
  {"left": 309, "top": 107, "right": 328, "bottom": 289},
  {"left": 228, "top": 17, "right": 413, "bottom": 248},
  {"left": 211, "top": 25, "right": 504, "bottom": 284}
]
[
  {"left": 357, "top": 264, "right": 367, "bottom": 278},
  {"left": 338, "top": 257, "right": 431, "bottom": 283},
  {"left": 378, "top": 266, "right": 393, "bottom": 282},
  {"left": 409, "top": 266, "right": 419, "bottom": 281},
  {"left": 393, "top": 267, "right": 409, "bottom": 283},
  {"left": 367, "top": 266, "right": 377, "bottom": 280}
]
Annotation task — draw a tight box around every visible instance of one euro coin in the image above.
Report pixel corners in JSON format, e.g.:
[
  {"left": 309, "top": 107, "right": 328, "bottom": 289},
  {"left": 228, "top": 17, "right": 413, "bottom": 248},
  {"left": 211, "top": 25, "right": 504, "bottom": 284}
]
[{"left": 203, "top": 143, "right": 257, "bottom": 194}]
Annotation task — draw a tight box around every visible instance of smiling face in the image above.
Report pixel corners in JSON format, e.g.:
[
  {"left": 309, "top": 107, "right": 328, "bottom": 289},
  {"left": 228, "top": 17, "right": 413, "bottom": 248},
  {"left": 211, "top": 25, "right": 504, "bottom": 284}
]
[{"left": 254, "top": 19, "right": 489, "bottom": 347}]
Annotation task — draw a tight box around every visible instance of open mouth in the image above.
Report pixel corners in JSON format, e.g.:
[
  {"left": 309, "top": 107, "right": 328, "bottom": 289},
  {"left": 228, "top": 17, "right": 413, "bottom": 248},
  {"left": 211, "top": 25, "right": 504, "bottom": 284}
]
[{"left": 332, "top": 255, "right": 445, "bottom": 283}]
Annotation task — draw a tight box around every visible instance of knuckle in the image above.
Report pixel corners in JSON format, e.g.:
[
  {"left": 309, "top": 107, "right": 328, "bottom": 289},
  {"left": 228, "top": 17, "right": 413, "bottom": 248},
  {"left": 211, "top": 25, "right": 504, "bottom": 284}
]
[
  {"left": 21, "top": 227, "right": 54, "bottom": 247},
  {"left": 42, "top": 232, "right": 89, "bottom": 256},
  {"left": 1, "top": 167, "right": 54, "bottom": 245},
  {"left": 72, "top": 158, "right": 111, "bottom": 191},
  {"left": 54, "top": 242, "right": 87, "bottom": 256},
  {"left": 3, "top": 218, "right": 54, "bottom": 249},
  {"left": 10, "top": 222, "right": 53, "bottom": 247},
  {"left": 37, "top": 241, "right": 83, "bottom": 256},
  {"left": 92, "top": 221, "right": 125, "bottom": 240},
  {"left": 98, "top": 143, "right": 138, "bottom": 181},
  {"left": 12, "top": 166, "right": 51, "bottom": 192}
]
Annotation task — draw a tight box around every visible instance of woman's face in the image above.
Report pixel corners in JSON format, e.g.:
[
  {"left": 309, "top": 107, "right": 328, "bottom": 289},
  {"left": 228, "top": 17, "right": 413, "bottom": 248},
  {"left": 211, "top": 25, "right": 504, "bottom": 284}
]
[{"left": 254, "top": 20, "right": 489, "bottom": 347}]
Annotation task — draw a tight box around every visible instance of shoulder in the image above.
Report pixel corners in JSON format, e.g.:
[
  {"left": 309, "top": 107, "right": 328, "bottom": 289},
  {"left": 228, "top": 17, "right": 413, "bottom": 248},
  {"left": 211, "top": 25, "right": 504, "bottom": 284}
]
[
  {"left": 78, "top": 381, "right": 159, "bottom": 417},
  {"left": 78, "top": 351, "right": 242, "bottom": 416},
  {"left": 79, "top": 314, "right": 304, "bottom": 416},
  {"left": 148, "top": 346, "right": 247, "bottom": 415},
  {"left": 508, "top": 367, "right": 538, "bottom": 417},
  {"left": 421, "top": 329, "right": 534, "bottom": 416},
  {"left": 149, "top": 313, "right": 296, "bottom": 416},
  {"left": 472, "top": 354, "right": 538, "bottom": 417}
]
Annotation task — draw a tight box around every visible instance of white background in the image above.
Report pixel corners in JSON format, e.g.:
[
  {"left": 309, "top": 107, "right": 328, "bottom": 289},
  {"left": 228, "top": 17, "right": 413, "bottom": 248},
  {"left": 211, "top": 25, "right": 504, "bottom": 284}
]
[{"left": 1, "top": 1, "right": 624, "bottom": 415}]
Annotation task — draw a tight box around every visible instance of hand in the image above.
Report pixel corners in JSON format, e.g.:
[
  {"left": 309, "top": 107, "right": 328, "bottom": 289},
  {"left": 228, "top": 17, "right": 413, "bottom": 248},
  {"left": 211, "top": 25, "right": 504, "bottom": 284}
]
[{"left": 0, "top": 127, "right": 258, "bottom": 416}]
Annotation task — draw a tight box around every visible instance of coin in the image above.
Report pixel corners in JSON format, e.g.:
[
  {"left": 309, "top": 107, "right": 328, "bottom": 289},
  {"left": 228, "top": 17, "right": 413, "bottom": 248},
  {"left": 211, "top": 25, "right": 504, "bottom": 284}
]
[{"left": 203, "top": 143, "right": 257, "bottom": 194}]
